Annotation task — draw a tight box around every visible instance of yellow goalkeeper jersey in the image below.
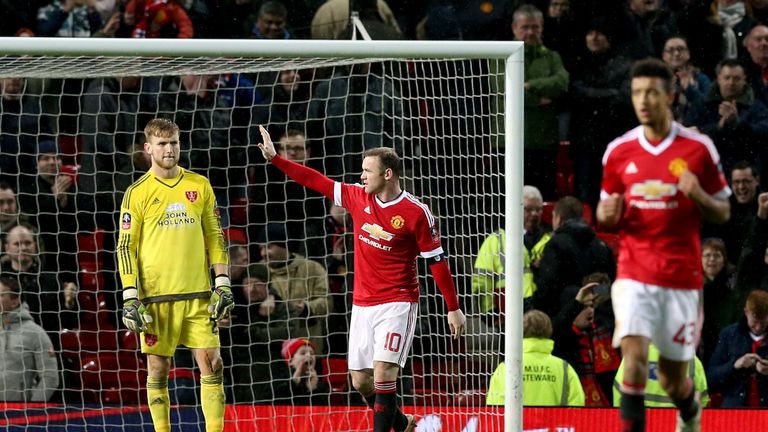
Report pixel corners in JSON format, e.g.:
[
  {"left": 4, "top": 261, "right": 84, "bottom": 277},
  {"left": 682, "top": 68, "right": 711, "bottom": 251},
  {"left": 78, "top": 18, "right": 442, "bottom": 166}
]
[{"left": 117, "top": 167, "right": 227, "bottom": 301}]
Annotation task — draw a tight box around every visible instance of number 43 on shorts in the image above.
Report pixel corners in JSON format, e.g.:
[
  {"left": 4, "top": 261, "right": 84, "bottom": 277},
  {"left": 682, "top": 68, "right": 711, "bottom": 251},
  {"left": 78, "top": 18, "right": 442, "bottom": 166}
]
[{"left": 672, "top": 322, "right": 696, "bottom": 346}]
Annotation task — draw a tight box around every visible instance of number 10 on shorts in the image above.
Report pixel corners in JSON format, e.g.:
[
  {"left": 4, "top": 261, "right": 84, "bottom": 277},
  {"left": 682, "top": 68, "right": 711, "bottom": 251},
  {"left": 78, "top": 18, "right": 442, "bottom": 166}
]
[{"left": 384, "top": 332, "right": 402, "bottom": 352}]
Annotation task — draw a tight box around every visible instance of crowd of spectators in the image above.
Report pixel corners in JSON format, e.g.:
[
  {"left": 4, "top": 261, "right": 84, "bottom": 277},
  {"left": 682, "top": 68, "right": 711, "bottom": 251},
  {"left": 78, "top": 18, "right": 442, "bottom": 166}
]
[{"left": 1, "top": 0, "right": 768, "bottom": 408}]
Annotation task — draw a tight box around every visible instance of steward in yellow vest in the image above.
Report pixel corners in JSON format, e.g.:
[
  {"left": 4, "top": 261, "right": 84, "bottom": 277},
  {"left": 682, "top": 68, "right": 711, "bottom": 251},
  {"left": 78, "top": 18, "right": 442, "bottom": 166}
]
[{"left": 486, "top": 310, "right": 584, "bottom": 406}]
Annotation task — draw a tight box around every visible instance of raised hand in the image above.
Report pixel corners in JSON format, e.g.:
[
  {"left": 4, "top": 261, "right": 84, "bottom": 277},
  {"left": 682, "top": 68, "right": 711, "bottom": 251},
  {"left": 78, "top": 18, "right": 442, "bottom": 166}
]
[
  {"left": 597, "top": 193, "right": 623, "bottom": 227},
  {"left": 757, "top": 192, "right": 768, "bottom": 220},
  {"left": 63, "top": 282, "right": 78, "bottom": 309},
  {"left": 256, "top": 125, "right": 277, "bottom": 161},
  {"left": 717, "top": 101, "right": 738, "bottom": 128},
  {"left": 575, "top": 282, "right": 599, "bottom": 307}
]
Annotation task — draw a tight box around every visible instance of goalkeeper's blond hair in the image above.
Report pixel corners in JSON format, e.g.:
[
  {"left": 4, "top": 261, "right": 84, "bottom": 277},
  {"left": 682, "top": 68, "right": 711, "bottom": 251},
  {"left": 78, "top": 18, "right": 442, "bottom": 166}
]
[{"left": 144, "top": 118, "right": 180, "bottom": 142}]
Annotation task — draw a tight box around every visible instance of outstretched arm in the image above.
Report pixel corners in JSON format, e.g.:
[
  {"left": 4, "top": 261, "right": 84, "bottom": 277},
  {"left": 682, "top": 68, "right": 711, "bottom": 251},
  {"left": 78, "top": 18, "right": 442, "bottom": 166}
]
[{"left": 257, "top": 125, "right": 335, "bottom": 200}]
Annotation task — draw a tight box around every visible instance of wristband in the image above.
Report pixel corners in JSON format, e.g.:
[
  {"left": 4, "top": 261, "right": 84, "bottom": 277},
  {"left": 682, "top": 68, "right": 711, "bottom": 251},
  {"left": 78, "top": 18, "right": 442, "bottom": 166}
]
[
  {"left": 214, "top": 275, "right": 230, "bottom": 288},
  {"left": 123, "top": 287, "right": 138, "bottom": 301}
]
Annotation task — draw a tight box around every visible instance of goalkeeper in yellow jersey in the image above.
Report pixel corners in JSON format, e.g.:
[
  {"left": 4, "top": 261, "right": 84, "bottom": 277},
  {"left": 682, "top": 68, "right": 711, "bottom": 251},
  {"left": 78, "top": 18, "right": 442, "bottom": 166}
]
[{"left": 117, "top": 118, "right": 233, "bottom": 432}]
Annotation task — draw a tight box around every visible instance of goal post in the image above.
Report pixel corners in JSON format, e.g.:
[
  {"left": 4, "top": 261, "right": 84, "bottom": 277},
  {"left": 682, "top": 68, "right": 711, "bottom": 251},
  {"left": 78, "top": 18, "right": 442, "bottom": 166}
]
[{"left": 0, "top": 37, "right": 524, "bottom": 432}]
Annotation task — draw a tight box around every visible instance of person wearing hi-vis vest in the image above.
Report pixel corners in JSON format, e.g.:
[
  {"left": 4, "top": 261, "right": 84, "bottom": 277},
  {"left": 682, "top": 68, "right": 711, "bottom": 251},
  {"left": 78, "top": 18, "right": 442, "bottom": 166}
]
[
  {"left": 486, "top": 310, "right": 585, "bottom": 406},
  {"left": 472, "top": 185, "right": 551, "bottom": 324},
  {"left": 613, "top": 344, "right": 709, "bottom": 407}
]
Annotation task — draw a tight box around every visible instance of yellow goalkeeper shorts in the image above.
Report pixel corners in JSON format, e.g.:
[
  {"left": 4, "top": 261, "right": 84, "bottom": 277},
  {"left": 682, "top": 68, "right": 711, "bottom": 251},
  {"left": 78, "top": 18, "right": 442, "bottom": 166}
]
[{"left": 140, "top": 298, "right": 220, "bottom": 357}]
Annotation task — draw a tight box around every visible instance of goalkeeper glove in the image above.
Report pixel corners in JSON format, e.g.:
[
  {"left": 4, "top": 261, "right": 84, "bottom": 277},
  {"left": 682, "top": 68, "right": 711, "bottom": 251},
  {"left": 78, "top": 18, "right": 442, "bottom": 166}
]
[
  {"left": 209, "top": 275, "right": 234, "bottom": 320},
  {"left": 122, "top": 288, "right": 152, "bottom": 333}
]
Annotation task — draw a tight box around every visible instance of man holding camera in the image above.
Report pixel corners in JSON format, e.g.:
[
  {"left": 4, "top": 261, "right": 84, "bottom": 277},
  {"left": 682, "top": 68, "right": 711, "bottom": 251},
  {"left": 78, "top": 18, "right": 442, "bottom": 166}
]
[{"left": 707, "top": 285, "right": 768, "bottom": 407}]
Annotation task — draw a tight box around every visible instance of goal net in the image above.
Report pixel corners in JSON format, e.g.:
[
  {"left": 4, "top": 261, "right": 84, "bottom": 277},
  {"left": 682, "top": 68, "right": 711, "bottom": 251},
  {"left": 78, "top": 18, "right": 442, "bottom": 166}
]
[{"left": 0, "top": 38, "right": 522, "bottom": 432}]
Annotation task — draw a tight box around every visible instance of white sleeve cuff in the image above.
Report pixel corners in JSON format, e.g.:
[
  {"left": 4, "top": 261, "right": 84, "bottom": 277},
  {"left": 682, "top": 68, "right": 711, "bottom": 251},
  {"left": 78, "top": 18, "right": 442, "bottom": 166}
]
[
  {"left": 215, "top": 276, "right": 231, "bottom": 288},
  {"left": 123, "top": 287, "right": 138, "bottom": 301}
]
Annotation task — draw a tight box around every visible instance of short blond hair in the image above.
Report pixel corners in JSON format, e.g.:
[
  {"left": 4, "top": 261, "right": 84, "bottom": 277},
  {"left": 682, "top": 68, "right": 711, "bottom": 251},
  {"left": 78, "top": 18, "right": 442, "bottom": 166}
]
[
  {"left": 523, "top": 310, "right": 552, "bottom": 339},
  {"left": 144, "top": 118, "right": 180, "bottom": 142}
]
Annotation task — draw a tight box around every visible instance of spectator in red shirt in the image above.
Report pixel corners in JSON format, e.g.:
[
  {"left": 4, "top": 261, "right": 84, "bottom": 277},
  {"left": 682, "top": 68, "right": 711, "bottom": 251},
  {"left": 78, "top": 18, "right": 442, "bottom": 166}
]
[{"left": 124, "top": 0, "right": 193, "bottom": 38}]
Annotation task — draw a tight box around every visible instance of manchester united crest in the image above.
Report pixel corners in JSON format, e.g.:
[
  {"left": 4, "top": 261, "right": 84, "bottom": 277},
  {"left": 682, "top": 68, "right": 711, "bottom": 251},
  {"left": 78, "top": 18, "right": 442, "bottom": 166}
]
[
  {"left": 668, "top": 158, "right": 688, "bottom": 177},
  {"left": 185, "top": 191, "right": 198, "bottom": 202},
  {"left": 391, "top": 215, "right": 405, "bottom": 229}
]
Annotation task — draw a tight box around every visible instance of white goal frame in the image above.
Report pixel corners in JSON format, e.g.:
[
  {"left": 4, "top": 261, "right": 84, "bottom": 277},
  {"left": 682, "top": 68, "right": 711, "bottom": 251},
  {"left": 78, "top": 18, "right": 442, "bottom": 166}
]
[{"left": 0, "top": 37, "right": 525, "bottom": 432}]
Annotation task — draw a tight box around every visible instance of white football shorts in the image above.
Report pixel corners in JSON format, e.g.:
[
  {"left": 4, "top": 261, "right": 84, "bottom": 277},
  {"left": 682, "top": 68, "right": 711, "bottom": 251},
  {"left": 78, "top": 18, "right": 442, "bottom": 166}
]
[
  {"left": 611, "top": 278, "right": 702, "bottom": 362},
  {"left": 348, "top": 302, "right": 418, "bottom": 370}
]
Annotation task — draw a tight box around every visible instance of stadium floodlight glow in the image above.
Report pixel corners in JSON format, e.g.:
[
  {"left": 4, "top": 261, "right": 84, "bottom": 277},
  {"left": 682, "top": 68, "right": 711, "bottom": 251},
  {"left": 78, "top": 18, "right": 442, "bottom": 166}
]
[{"left": 0, "top": 37, "right": 523, "bottom": 432}]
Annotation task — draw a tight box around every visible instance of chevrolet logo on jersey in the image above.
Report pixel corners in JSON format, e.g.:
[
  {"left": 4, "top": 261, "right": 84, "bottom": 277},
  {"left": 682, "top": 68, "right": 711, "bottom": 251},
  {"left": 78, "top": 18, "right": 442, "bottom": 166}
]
[
  {"left": 630, "top": 180, "right": 677, "bottom": 200},
  {"left": 361, "top": 223, "right": 394, "bottom": 241}
]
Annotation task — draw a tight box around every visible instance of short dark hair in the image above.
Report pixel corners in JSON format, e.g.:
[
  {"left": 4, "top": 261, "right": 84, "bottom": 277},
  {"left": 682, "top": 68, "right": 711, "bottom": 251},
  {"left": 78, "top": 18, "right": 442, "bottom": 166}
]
[
  {"left": 631, "top": 58, "right": 674, "bottom": 93},
  {"left": 0, "top": 276, "right": 20, "bottom": 298},
  {"left": 716, "top": 58, "right": 745, "bottom": 76},
  {"left": 363, "top": 147, "right": 402, "bottom": 178},
  {"left": 553, "top": 196, "right": 583, "bottom": 222},
  {"left": 664, "top": 34, "right": 688, "bottom": 45},
  {"left": 259, "top": 1, "right": 287, "bottom": 18},
  {"left": 731, "top": 160, "right": 759, "bottom": 177},
  {"left": 0, "top": 181, "right": 15, "bottom": 193}
]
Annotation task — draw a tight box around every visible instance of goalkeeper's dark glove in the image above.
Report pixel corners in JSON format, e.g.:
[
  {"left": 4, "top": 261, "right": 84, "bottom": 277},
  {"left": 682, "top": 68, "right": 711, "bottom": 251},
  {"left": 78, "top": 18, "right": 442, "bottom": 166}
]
[
  {"left": 209, "top": 275, "right": 234, "bottom": 321},
  {"left": 122, "top": 287, "right": 152, "bottom": 333}
]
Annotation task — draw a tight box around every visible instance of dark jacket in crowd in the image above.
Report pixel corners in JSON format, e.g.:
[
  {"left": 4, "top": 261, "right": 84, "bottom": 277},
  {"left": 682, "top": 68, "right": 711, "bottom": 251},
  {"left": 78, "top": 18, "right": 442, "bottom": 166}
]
[
  {"left": 79, "top": 77, "right": 160, "bottom": 230},
  {"left": 614, "top": 6, "right": 678, "bottom": 60},
  {"left": 736, "top": 216, "right": 768, "bottom": 293},
  {"left": 532, "top": 219, "right": 616, "bottom": 319},
  {"left": 684, "top": 85, "right": 768, "bottom": 173},
  {"left": 18, "top": 174, "right": 80, "bottom": 282},
  {"left": 569, "top": 49, "right": 633, "bottom": 156},
  {"left": 700, "top": 268, "right": 741, "bottom": 369},
  {"left": 744, "top": 59, "right": 768, "bottom": 106},
  {"left": 702, "top": 193, "right": 758, "bottom": 265},
  {"left": 707, "top": 317, "right": 768, "bottom": 407},
  {"left": 307, "top": 66, "right": 403, "bottom": 182},
  {"left": 0, "top": 89, "right": 48, "bottom": 187},
  {"left": 0, "top": 260, "right": 79, "bottom": 337}
]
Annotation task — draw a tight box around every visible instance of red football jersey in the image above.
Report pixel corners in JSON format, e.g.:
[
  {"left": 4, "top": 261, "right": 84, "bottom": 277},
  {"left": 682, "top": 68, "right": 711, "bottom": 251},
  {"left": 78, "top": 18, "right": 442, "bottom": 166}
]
[
  {"left": 334, "top": 182, "right": 444, "bottom": 306},
  {"left": 601, "top": 123, "right": 731, "bottom": 289}
]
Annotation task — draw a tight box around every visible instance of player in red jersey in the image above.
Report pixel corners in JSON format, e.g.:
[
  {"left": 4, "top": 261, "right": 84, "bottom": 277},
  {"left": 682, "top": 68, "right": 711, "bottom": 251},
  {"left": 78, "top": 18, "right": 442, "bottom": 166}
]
[
  {"left": 597, "top": 59, "right": 731, "bottom": 432},
  {"left": 257, "top": 125, "right": 465, "bottom": 432}
]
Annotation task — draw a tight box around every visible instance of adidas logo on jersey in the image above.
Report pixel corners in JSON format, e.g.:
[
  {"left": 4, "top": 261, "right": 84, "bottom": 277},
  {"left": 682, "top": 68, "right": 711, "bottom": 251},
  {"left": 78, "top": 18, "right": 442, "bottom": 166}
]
[
  {"left": 625, "top": 162, "right": 639, "bottom": 174},
  {"left": 151, "top": 197, "right": 162, "bottom": 206},
  {"left": 364, "top": 206, "right": 371, "bottom": 214}
]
